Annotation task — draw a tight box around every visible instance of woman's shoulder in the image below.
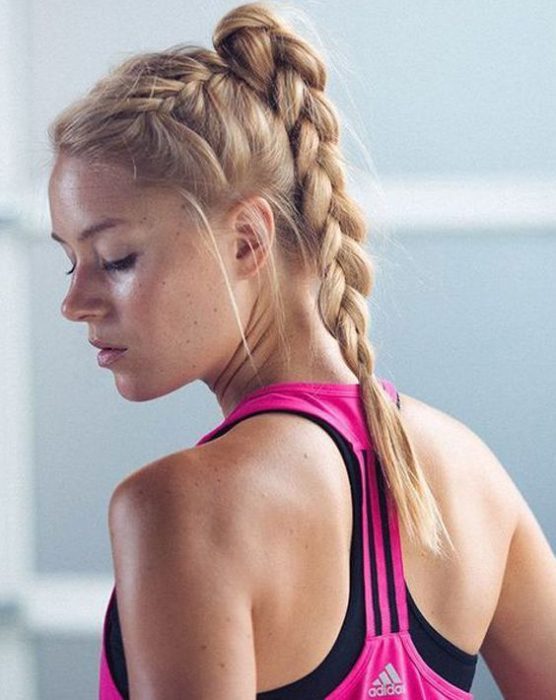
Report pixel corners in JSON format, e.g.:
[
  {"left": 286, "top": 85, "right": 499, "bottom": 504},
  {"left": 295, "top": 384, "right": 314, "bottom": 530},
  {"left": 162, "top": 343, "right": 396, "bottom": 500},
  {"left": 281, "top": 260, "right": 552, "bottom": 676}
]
[
  {"left": 396, "top": 391, "right": 521, "bottom": 595},
  {"left": 397, "top": 390, "right": 522, "bottom": 535},
  {"left": 397, "top": 391, "right": 556, "bottom": 694},
  {"left": 395, "top": 392, "right": 526, "bottom": 650}
]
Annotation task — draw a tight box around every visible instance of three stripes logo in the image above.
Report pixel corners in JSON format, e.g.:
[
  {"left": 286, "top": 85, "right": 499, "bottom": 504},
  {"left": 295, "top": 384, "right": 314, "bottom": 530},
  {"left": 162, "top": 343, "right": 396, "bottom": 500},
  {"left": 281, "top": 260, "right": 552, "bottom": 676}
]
[{"left": 367, "top": 662, "right": 405, "bottom": 696}]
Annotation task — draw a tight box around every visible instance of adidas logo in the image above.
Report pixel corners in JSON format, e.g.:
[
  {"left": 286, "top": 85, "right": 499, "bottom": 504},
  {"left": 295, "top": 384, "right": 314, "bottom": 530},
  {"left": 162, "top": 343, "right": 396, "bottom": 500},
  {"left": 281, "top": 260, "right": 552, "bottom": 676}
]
[{"left": 367, "top": 662, "right": 405, "bottom": 696}]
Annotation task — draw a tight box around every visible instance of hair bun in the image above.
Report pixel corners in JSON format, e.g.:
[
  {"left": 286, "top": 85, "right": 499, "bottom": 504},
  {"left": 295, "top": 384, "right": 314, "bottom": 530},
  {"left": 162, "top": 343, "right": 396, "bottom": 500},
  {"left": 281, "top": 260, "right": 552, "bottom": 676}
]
[
  {"left": 213, "top": 2, "right": 279, "bottom": 93},
  {"left": 212, "top": 1, "right": 325, "bottom": 99}
]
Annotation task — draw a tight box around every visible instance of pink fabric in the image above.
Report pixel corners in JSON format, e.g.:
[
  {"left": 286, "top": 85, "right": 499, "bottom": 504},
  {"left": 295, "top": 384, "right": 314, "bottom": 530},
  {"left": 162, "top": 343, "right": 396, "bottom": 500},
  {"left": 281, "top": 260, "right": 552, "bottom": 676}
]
[{"left": 99, "top": 378, "right": 473, "bottom": 699}]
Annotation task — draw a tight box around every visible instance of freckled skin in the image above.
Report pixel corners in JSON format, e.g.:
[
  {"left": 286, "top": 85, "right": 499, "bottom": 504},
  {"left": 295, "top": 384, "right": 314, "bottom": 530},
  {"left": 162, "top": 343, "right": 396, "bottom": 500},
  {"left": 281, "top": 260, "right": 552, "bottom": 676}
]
[
  {"left": 48, "top": 153, "right": 359, "bottom": 413},
  {"left": 48, "top": 154, "right": 259, "bottom": 404}
]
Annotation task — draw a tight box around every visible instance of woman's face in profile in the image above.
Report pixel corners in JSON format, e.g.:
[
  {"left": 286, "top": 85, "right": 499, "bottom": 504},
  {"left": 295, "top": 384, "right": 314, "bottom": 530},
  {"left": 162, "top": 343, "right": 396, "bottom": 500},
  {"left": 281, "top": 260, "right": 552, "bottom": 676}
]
[{"left": 48, "top": 154, "right": 239, "bottom": 401}]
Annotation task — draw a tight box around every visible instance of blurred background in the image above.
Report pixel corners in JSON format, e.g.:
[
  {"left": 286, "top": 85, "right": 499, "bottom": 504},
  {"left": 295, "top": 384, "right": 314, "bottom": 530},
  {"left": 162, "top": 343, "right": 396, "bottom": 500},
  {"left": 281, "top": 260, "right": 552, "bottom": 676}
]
[{"left": 1, "top": 0, "right": 554, "bottom": 697}]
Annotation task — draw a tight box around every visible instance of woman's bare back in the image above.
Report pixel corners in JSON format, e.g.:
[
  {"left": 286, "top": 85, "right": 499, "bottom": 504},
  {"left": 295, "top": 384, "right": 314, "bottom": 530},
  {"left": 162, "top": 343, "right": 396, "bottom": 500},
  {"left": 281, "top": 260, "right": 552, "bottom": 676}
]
[
  {"left": 206, "top": 393, "right": 521, "bottom": 692},
  {"left": 109, "top": 387, "right": 555, "bottom": 697}
]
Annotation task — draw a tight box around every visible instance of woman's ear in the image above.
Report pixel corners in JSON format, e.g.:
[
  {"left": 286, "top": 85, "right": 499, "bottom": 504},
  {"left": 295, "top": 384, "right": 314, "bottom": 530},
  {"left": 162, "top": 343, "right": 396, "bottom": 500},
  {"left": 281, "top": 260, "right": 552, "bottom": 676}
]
[{"left": 229, "top": 196, "right": 275, "bottom": 277}]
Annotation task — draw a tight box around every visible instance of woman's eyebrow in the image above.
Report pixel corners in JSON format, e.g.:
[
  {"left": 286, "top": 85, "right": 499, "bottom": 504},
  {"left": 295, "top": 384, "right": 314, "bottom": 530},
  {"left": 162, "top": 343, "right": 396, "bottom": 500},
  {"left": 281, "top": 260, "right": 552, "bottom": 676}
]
[{"left": 50, "top": 217, "right": 129, "bottom": 244}]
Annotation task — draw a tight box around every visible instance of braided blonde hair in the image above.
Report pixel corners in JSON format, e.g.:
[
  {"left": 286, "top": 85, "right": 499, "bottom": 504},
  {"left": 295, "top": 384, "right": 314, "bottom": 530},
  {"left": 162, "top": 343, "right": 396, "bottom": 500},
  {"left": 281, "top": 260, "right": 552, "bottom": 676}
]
[{"left": 48, "top": 1, "right": 453, "bottom": 556}]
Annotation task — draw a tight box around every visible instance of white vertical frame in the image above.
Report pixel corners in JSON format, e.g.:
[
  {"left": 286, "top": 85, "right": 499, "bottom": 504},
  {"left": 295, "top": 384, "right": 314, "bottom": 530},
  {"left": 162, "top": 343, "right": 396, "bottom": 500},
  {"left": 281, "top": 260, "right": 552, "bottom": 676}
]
[
  {"left": 0, "top": 0, "right": 27, "bottom": 196},
  {"left": 0, "top": 0, "right": 38, "bottom": 696},
  {"left": 0, "top": 231, "right": 37, "bottom": 699}
]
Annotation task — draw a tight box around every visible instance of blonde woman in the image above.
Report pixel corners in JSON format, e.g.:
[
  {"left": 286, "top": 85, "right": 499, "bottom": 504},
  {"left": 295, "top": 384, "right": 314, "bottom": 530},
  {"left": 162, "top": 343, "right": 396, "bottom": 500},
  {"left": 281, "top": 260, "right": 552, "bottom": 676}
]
[{"left": 47, "top": 2, "right": 556, "bottom": 698}]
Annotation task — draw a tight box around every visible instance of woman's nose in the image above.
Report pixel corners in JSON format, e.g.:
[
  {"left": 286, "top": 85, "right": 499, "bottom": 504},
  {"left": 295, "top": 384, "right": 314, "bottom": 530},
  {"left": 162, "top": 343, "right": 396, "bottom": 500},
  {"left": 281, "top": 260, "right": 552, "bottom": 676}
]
[{"left": 60, "top": 268, "right": 109, "bottom": 322}]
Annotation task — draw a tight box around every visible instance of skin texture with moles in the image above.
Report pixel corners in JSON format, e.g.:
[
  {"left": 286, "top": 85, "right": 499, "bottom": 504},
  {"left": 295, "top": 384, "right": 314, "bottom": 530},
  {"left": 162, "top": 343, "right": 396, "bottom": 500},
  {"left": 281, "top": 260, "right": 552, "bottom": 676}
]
[{"left": 48, "top": 153, "right": 359, "bottom": 417}]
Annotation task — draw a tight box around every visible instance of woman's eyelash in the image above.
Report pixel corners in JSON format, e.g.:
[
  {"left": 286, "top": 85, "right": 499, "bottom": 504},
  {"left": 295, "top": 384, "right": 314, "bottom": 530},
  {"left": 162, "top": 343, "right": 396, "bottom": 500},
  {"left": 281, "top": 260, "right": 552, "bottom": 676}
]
[
  {"left": 103, "top": 254, "right": 137, "bottom": 273},
  {"left": 65, "top": 254, "right": 137, "bottom": 276}
]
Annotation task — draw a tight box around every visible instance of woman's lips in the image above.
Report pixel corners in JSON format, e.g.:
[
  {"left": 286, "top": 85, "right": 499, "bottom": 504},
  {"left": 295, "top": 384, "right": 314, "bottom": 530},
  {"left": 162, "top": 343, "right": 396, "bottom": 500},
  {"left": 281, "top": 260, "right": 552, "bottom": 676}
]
[{"left": 97, "top": 348, "right": 127, "bottom": 368}]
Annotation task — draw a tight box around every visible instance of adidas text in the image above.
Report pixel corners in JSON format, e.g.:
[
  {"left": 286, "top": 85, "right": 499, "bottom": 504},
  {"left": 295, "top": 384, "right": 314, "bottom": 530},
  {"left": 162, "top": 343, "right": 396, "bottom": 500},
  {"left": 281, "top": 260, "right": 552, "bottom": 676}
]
[{"left": 368, "top": 684, "right": 405, "bottom": 697}]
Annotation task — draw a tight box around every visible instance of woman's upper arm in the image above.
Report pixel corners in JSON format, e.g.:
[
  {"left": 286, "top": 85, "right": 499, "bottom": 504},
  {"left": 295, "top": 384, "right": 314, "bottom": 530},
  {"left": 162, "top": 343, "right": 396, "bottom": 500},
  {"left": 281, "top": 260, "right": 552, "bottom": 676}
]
[
  {"left": 480, "top": 490, "right": 556, "bottom": 698},
  {"left": 108, "top": 451, "right": 259, "bottom": 699}
]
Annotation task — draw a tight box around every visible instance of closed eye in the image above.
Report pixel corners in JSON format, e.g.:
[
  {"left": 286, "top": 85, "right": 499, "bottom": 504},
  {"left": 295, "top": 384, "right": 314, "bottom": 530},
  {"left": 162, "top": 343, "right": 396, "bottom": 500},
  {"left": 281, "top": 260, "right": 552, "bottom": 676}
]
[
  {"left": 65, "top": 254, "right": 138, "bottom": 276},
  {"left": 103, "top": 254, "right": 137, "bottom": 273}
]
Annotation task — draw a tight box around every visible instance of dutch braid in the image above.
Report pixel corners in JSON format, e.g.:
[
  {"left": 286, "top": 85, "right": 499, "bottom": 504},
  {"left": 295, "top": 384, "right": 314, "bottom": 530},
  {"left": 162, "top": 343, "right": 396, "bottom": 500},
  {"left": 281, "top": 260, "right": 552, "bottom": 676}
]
[
  {"left": 48, "top": 1, "right": 453, "bottom": 555},
  {"left": 214, "top": 3, "right": 453, "bottom": 555}
]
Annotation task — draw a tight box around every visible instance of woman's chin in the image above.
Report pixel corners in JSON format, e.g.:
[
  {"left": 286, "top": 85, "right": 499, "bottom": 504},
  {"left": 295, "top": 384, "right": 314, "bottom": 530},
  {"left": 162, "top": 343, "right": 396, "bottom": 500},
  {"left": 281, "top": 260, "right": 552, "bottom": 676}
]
[
  {"left": 113, "top": 375, "right": 165, "bottom": 402},
  {"left": 112, "top": 368, "right": 191, "bottom": 402}
]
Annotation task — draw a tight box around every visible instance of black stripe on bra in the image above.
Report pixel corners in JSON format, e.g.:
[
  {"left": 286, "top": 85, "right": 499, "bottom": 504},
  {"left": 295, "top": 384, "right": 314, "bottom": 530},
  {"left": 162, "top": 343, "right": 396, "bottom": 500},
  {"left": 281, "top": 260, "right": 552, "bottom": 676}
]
[
  {"left": 375, "top": 455, "right": 400, "bottom": 633},
  {"left": 363, "top": 448, "right": 383, "bottom": 637}
]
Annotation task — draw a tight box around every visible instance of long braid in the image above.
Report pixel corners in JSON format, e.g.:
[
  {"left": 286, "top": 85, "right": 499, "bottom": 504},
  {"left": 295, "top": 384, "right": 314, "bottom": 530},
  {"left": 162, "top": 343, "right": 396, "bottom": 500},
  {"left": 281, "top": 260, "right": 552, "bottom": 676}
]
[
  {"left": 214, "top": 2, "right": 453, "bottom": 556},
  {"left": 49, "top": 1, "right": 452, "bottom": 555}
]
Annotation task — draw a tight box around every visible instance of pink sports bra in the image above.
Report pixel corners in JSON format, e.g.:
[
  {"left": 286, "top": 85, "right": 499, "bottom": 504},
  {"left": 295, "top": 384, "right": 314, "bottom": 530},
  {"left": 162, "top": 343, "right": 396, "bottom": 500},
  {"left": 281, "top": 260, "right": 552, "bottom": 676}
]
[{"left": 99, "top": 378, "right": 478, "bottom": 698}]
